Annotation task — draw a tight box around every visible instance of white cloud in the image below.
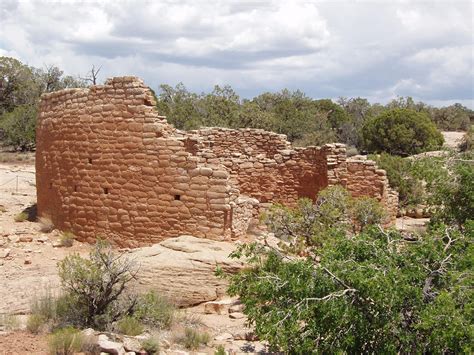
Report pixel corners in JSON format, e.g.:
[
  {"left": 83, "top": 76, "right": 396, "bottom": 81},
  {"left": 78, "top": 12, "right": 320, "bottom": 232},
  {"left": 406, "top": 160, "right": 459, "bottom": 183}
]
[{"left": 0, "top": 0, "right": 472, "bottom": 107}]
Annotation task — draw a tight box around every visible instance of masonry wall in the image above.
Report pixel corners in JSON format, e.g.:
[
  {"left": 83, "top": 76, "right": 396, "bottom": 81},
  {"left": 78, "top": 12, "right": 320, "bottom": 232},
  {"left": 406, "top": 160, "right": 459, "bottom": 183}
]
[
  {"left": 344, "top": 158, "right": 399, "bottom": 223},
  {"left": 189, "top": 128, "right": 330, "bottom": 214},
  {"left": 36, "top": 77, "right": 398, "bottom": 247},
  {"left": 36, "top": 77, "right": 245, "bottom": 247}
]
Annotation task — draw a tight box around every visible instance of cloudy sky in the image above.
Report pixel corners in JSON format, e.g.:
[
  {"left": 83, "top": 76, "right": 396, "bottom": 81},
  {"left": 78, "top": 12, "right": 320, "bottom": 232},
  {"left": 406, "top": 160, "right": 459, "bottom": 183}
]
[{"left": 1, "top": 0, "right": 472, "bottom": 107}]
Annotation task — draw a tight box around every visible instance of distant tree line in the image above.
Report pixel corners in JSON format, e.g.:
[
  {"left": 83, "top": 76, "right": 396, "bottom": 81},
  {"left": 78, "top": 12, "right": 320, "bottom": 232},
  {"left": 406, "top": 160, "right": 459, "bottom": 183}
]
[
  {"left": 1, "top": 56, "right": 472, "bottom": 154},
  {"left": 157, "top": 84, "right": 471, "bottom": 156},
  {"left": 0, "top": 57, "right": 87, "bottom": 151}
]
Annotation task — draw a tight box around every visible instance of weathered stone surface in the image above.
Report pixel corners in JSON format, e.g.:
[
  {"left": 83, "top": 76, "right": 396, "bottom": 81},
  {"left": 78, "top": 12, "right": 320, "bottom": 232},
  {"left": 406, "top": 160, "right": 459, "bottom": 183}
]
[
  {"left": 123, "top": 336, "right": 141, "bottom": 353},
  {"left": 97, "top": 334, "right": 126, "bottom": 355},
  {"left": 130, "top": 236, "right": 244, "bottom": 307},
  {"left": 229, "top": 312, "right": 246, "bottom": 319},
  {"left": 204, "top": 299, "right": 234, "bottom": 315}
]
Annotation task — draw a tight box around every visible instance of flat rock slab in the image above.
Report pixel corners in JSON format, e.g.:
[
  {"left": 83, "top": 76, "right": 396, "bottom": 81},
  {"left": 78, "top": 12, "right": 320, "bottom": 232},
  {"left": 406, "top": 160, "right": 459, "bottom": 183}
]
[{"left": 130, "top": 235, "right": 245, "bottom": 307}]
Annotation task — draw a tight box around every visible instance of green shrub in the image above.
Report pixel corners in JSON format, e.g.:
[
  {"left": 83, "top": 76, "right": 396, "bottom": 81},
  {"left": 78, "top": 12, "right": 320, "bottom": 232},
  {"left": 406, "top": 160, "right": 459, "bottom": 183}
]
[
  {"left": 363, "top": 108, "right": 444, "bottom": 156},
  {"left": 48, "top": 327, "right": 84, "bottom": 355},
  {"left": 26, "top": 314, "right": 45, "bottom": 334},
  {"left": 224, "top": 223, "right": 473, "bottom": 353},
  {"left": 141, "top": 337, "right": 160, "bottom": 354},
  {"left": 178, "top": 327, "right": 211, "bottom": 350},
  {"left": 351, "top": 196, "right": 385, "bottom": 230},
  {"left": 57, "top": 240, "right": 137, "bottom": 329},
  {"left": 116, "top": 316, "right": 144, "bottom": 336},
  {"left": 369, "top": 153, "right": 425, "bottom": 207},
  {"left": 134, "top": 291, "right": 175, "bottom": 329},
  {"left": 215, "top": 345, "right": 226, "bottom": 355},
  {"left": 14, "top": 212, "right": 28, "bottom": 222},
  {"left": 0, "top": 104, "right": 37, "bottom": 151}
]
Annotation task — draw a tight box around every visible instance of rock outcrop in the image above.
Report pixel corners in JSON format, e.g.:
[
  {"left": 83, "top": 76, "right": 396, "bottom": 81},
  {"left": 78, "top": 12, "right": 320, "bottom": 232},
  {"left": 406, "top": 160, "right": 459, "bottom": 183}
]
[{"left": 130, "top": 235, "right": 244, "bottom": 307}]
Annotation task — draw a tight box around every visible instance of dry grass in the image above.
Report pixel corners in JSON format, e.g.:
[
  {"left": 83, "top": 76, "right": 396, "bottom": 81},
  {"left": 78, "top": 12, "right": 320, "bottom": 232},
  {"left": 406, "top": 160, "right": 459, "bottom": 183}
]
[
  {"left": 0, "top": 152, "right": 35, "bottom": 164},
  {"left": 0, "top": 313, "right": 21, "bottom": 331}
]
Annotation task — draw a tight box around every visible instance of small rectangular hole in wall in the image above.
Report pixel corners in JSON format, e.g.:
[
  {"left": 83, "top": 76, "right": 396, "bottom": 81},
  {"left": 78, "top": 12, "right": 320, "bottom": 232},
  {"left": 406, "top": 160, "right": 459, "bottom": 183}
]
[
  {"left": 88, "top": 158, "right": 93, "bottom": 164},
  {"left": 49, "top": 182, "right": 53, "bottom": 189},
  {"left": 103, "top": 188, "right": 109, "bottom": 194},
  {"left": 74, "top": 185, "right": 78, "bottom": 192},
  {"left": 174, "top": 194, "right": 181, "bottom": 201}
]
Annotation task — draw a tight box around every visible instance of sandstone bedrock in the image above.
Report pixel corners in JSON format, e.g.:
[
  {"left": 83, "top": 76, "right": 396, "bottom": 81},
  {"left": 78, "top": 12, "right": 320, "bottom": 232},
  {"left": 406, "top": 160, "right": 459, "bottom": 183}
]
[{"left": 36, "top": 76, "right": 398, "bottom": 247}]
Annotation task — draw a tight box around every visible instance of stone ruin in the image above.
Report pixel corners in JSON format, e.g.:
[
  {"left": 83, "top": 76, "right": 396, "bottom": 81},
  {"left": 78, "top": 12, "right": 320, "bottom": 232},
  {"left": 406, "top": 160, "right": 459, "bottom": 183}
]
[{"left": 36, "top": 76, "right": 398, "bottom": 247}]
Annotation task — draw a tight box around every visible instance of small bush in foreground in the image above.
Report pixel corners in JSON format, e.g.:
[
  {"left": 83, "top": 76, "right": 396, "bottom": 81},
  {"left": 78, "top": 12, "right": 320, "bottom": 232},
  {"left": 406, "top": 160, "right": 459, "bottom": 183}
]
[
  {"left": 116, "top": 316, "right": 144, "bottom": 336},
  {"left": 178, "top": 327, "right": 211, "bottom": 350},
  {"left": 14, "top": 212, "right": 28, "bottom": 222},
  {"left": 57, "top": 240, "right": 137, "bottom": 329},
  {"left": 48, "top": 327, "right": 84, "bottom": 355},
  {"left": 134, "top": 291, "right": 175, "bottom": 329},
  {"left": 141, "top": 337, "right": 160, "bottom": 354},
  {"left": 26, "top": 314, "right": 46, "bottom": 334}
]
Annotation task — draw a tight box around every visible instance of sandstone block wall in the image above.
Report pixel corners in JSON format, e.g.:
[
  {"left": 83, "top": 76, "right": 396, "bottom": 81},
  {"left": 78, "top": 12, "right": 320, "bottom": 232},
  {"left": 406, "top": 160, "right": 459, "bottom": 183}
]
[
  {"left": 36, "top": 77, "right": 248, "bottom": 247},
  {"left": 36, "top": 76, "right": 398, "bottom": 247}
]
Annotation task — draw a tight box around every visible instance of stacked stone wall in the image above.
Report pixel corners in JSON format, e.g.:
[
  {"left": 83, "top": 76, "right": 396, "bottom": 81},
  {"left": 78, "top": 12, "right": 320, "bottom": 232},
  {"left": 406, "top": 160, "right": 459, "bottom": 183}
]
[
  {"left": 344, "top": 158, "right": 399, "bottom": 223},
  {"left": 36, "top": 76, "right": 399, "bottom": 247},
  {"left": 188, "top": 128, "right": 330, "bottom": 214},
  {"left": 189, "top": 128, "right": 291, "bottom": 158},
  {"left": 36, "top": 77, "right": 246, "bottom": 247}
]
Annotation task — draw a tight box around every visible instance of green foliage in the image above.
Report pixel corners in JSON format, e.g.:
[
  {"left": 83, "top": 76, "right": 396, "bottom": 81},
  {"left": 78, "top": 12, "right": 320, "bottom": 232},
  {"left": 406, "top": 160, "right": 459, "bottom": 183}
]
[
  {"left": 48, "top": 327, "right": 84, "bottom": 355},
  {"left": 225, "top": 224, "right": 473, "bottom": 353},
  {"left": 57, "top": 240, "right": 137, "bottom": 329},
  {"left": 224, "top": 179, "right": 473, "bottom": 353},
  {"left": 0, "top": 104, "right": 37, "bottom": 150},
  {"left": 263, "top": 186, "right": 383, "bottom": 253},
  {"left": 116, "top": 316, "right": 144, "bottom": 336},
  {"left": 363, "top": 108, "right": 444, "bottom": 155},
  {"left": 369, "top": 153, "right": 425, "bottom": 207},
  {"left": 141, "top": 337, "right": 160, "bottom": 354},
  {"left": 430, "top": 103, "right": 472, "bottom": 131},
  {"left": 214, "top": 345, "right": 226, "bottom": 355},
  {"left": 430, "top": 154, "right": 474, "bottom": 227},
  {"left": 178, "top": 327, "right": 211, "bottom": 350},
  {"left": 350, "top": 196, "right": 385, "bottom": 230},
  {"left": 0, "top": 56, "right": 87, "bottom": 150},
  {"left": 134, "top": 291, "right": 175, "bottom": 329},
  {"left": 26, "top": 314, "right": 46, "bottom": 334}
]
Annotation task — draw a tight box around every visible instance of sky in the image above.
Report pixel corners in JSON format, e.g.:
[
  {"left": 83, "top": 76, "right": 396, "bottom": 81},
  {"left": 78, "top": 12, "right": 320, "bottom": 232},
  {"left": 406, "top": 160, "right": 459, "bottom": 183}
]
[{"left": 0, "top": 0, "right": 473, "bottom": 108}]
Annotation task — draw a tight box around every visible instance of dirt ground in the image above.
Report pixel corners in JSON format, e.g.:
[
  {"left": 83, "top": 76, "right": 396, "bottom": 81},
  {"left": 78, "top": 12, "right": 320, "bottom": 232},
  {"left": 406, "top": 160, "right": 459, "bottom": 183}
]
[
  {"left": 441, "top": 131, "right": 465, "bottom": 149},
  {"left": 0, "top": 331, "right": 48, "bottom": 355}
]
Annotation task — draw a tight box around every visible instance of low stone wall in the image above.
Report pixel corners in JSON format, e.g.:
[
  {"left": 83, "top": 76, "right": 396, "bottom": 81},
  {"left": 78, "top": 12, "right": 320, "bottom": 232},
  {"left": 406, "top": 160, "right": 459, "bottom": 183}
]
[{"left": 344, "top": 157, "right": 399, "bottom": 223}]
